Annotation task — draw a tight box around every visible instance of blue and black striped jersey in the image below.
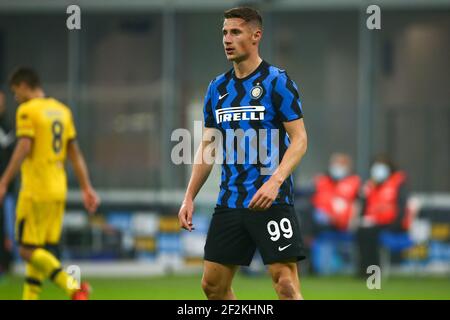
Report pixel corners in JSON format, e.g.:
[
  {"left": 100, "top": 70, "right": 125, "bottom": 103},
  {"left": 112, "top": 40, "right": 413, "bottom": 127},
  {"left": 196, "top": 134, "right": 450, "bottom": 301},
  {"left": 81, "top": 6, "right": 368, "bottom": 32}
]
[{"left": 203, "top": 60, "right": 303, "bottom": 208}]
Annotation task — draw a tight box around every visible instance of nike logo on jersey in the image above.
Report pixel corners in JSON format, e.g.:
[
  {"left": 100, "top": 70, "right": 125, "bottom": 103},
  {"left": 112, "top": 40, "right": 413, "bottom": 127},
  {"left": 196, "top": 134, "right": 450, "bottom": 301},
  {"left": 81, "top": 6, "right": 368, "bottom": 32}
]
[
  {"left": 219, "top": 93, "right": 229, "bottom": 100},
  {"left": 216, "top": 106, "right": 265, "bottom": 123},
  {"left": 278, "top": 244, "right": 292, "bottom": 252}
]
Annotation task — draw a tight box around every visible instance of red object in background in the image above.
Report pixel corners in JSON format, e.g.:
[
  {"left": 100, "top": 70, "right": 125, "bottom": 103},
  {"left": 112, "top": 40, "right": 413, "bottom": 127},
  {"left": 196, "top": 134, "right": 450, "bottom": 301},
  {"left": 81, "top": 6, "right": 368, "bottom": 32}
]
[
  {"left": 363, "top": 171, "right": 406, "bottom": 226},
  {"left": 312, "top": 175, "right": 361, "bottom": 231}
]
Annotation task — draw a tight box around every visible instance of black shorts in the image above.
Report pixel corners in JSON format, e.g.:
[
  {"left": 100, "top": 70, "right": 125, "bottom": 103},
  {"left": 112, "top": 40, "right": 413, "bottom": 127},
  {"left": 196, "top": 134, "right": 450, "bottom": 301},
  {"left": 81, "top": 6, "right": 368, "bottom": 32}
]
[{"left": 204, "top": 204, "right": 306, "bottom": 266}]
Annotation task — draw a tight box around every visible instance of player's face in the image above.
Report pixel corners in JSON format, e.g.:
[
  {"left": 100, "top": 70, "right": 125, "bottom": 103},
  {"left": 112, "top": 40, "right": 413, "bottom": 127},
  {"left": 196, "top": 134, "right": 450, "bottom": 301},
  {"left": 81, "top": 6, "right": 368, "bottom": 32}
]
[
  {"left": 222, "top": 18, "right": 260, "bottom": 62},
  {"left": 11, "top": 83, "right": 29, "bottom": 104}
]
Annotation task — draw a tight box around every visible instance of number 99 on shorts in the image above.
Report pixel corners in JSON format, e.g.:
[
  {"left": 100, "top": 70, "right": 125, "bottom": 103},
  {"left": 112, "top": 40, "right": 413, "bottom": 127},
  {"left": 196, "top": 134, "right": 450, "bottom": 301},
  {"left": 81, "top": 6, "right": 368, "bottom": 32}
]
[{"left": 267, "top": 218, "right": 293, "bottom": 242}]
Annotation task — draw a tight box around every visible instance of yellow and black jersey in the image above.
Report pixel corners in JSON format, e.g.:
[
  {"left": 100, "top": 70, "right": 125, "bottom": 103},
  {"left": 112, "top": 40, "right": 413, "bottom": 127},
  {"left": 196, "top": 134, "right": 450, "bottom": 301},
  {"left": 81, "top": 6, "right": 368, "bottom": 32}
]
[{"left": 16, "top": 97, "right": 77, "bottom": 201}]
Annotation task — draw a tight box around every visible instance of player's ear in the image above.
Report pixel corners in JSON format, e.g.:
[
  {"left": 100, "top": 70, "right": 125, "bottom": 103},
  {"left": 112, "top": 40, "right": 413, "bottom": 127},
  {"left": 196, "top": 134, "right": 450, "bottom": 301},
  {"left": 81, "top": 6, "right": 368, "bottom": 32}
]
[{"left": 252, "top": 29, "right": 262, "bottom": 45}]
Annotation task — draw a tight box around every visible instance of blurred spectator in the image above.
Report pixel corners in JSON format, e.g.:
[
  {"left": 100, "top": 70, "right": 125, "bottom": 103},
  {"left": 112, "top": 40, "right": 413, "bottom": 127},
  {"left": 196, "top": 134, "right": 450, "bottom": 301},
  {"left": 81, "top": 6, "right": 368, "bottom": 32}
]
[
  {"left": 311, "top": 153, "right": 361, "bottom": 232},
  {"left": 306, "top": 153, "right": 361, "bottom": 275},
  {"left": 0, "top": 90, "right": 16, "bottom": 275},
  {"left": 356, "top": 155, "right": 410, "bottom": 277}
]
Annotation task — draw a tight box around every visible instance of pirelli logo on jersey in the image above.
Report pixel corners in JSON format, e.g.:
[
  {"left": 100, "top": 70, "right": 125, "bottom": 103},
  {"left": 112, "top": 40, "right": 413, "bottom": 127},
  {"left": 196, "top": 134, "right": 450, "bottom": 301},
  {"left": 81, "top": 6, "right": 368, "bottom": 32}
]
[{"left": 216, "top": 106, "right": 265, "bottom": 124}]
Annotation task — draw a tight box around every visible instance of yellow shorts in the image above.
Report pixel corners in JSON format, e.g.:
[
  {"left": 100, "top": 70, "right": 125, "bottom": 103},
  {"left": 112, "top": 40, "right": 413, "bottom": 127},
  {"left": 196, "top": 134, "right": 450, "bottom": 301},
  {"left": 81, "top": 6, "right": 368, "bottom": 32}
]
[{"left": 15, "top": 195, "right": 65, "bottom": 247}]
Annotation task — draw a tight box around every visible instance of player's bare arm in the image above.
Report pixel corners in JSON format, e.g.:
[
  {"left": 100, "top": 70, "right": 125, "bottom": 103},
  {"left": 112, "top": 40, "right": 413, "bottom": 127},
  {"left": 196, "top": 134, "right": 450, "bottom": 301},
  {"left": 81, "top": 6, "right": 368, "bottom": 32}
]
[
  {"left": 178, "top": 127, "right": 217, "bottom": 232},
  {"left": 0, "top": 137, "right": 32, "bottom": 203},
  {"left": 67, "top": 140, "right": 100, "bottom": 214},
  {"left": 249, "top": 119, "right": 307, "bottom": 210}
]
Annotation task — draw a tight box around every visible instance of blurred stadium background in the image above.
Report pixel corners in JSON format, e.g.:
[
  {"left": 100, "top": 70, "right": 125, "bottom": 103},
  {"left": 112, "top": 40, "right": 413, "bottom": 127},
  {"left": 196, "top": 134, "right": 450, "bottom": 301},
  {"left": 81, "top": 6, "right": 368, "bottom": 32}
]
[{"left": 0, "top": 0, "right": 449, "bottom": 299}]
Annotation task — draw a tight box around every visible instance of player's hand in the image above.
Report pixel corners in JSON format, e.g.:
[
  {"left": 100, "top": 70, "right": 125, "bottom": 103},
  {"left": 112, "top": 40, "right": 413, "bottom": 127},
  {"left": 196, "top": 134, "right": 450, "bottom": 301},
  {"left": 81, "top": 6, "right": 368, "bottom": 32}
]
[
  {"left": 249, "top": 178, "right": 282, "bottom": 211},
  {"left": 82, "top": 186, "right": 100, "bottom": 215},
  {"left": 178, "top": 198, "right": 195, "bottom": 232}
]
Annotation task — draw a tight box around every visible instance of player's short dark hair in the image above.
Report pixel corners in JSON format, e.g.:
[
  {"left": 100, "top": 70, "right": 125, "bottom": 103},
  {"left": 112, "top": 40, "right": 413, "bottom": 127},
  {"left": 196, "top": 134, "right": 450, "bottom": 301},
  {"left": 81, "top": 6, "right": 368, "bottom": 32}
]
[
  {"left": 8, "top": 67, "right": 41, "bottom": 89},
  {"left": 224, "top": 7, "right": 262, "bottom": 29}
]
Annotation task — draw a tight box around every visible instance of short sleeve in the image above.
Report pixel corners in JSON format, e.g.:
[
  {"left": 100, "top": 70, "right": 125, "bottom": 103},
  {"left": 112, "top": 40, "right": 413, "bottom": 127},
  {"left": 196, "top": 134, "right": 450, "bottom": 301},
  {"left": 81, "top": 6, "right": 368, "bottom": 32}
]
[
  {"left": 16, "top": 105, "right": 35, "bottom": 138},
  {"left": 203, "top": 81, "right": 216, "bottom": 128},
  {"left": 272, "top": 72, "right": 303, "bottom": 122},
  {"left": 67, "top": 110, "right": 77, "bottom": 141}
]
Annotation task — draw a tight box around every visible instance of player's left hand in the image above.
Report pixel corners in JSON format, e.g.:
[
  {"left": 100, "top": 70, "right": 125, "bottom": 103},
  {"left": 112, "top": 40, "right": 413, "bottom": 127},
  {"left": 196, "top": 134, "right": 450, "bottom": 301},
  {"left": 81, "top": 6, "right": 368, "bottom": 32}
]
[
  {"left": 249, "top": 178, "right": 282, "bottom": 211},
  {"left": 82, "top": 187, "right": 100, "bottom": 215}
]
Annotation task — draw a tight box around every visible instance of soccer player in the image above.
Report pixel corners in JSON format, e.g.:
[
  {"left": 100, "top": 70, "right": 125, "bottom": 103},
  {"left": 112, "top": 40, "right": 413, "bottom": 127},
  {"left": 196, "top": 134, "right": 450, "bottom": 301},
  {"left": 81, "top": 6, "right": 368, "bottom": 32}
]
[
  {"left": 178, "top": 7, "right": 308, "bottom": 300},
  {"left": 0, "top": 67, "right": 100, "bottom": 300}
]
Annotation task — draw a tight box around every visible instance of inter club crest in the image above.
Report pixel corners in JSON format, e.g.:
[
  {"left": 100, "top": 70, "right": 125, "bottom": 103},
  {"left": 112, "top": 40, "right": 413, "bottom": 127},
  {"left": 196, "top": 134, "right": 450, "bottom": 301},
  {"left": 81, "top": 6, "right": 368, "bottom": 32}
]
[{"left": 250, "top": 84, "right": 263, "bottom": 99}]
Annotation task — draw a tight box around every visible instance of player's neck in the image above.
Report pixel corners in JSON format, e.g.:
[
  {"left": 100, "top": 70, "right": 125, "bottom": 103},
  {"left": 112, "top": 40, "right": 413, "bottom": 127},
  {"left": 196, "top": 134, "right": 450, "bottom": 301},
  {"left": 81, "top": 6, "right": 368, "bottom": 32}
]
[
  {"left": 27, "top": 88, "right": 45, "bottom": 101},
  {"left": 233, "top": 55, "right": 263, "bottom": 79}
]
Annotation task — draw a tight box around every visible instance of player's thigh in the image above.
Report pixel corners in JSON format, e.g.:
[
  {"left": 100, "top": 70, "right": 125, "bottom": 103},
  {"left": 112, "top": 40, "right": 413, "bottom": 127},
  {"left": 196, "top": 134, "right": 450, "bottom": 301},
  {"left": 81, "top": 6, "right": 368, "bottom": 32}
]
[
  {"left": 202, "top": 260, "right": 238, "bottom": 289},
  {"left": 204, "top": 208, "right": 256, "bottom": 266},
  {"left": 15, "top": 196, "right": 46, "bottom": 247},
  {"left": 245, "top": 205, "right": 306, "bottom": 265},
  {"left": 45, "top": 201, "right": 65, "bottom": 245}
]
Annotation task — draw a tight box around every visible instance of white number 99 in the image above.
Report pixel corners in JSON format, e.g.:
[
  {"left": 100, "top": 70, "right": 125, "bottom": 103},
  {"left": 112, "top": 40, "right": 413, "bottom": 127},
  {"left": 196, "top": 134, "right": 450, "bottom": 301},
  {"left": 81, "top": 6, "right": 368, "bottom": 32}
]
[{"left": 267, "top": 218, "right": 293, "bottom": 242}]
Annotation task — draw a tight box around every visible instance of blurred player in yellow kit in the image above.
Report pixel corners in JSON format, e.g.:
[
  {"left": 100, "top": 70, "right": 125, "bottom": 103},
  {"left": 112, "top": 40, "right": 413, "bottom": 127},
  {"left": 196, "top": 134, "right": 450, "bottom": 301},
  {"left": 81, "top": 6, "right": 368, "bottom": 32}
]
[{"left": 0, "top": 67, "right": 100, "bottom": 300}]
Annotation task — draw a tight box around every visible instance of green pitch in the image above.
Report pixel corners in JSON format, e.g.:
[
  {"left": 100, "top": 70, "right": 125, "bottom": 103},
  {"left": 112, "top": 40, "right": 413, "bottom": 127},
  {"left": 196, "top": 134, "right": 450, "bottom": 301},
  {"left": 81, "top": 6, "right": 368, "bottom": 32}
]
[{"left": 0, "top": 274, "right": 449, "bottom": 300}]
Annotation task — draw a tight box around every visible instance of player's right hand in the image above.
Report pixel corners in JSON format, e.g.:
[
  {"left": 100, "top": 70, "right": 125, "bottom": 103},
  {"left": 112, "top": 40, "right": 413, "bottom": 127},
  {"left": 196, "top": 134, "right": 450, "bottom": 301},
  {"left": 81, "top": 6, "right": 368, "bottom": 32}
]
[
  {"left": 178, "top": 199, "right": 195, "bottom": 232},
  {"left": 82, "top": 187, "right": 100, "bottom": 215}
]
